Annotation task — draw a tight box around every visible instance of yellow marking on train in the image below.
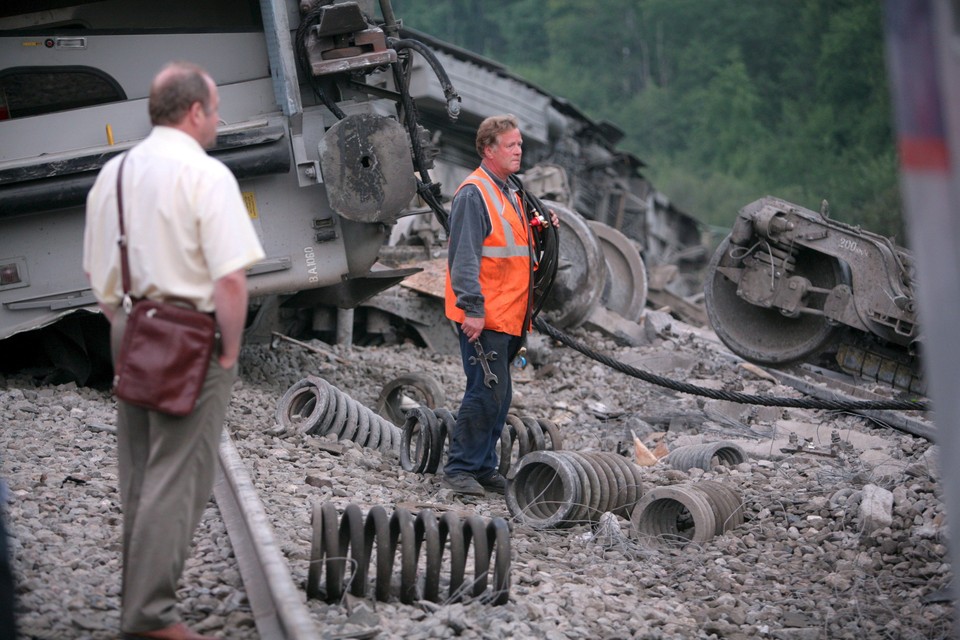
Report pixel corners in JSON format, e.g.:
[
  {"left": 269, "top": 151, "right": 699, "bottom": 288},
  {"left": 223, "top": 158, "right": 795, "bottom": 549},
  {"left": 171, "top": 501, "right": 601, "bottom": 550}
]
[{"left": 242, "top": 192, "right": 259, "bottom": 219}]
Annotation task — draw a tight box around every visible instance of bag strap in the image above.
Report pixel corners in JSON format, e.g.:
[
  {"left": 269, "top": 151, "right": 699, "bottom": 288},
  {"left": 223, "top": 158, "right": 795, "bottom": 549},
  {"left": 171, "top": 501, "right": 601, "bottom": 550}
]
[
  {"left": 114, "top": 154, "right": 202, "bottom": 315},
  {"left": 115, "top": 154, "right": 134, "bottom": 312}
]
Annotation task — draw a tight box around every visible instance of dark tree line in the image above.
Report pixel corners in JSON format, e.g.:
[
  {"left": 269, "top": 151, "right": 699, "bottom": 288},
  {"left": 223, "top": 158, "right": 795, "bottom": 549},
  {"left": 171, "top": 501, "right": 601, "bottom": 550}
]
[{"left": 393, "top": 0, "right": 902, "bottom": 239}]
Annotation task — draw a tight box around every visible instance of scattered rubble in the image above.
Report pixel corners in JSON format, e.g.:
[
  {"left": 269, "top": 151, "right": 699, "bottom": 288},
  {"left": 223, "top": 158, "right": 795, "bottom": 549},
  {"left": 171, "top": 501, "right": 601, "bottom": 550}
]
[{"left": 0, "top": 312, "right": 952, "bottom": 639}]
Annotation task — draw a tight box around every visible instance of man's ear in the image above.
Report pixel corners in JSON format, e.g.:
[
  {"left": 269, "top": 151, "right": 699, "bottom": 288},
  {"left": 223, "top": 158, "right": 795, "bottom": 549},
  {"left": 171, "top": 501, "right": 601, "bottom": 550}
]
[{"left": 188, "top": 101, "right": 205, "bottom": 124}]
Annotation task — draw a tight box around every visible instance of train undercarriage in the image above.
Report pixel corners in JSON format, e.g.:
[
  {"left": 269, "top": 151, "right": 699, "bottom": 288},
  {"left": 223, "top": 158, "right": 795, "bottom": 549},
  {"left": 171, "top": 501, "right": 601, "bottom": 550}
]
[{"left": 703, "top": 196, "right": 923, "bottom": 395}]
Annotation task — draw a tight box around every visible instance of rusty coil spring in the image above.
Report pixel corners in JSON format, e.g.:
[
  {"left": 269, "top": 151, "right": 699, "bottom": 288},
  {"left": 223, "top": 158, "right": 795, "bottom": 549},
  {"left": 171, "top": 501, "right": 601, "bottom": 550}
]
[
  {"left": 307, "top": 502, "right": 511, "bottom": 605},
  {"left": 630, "top": 481, "right": 745, "bottom": 546},
  {"left": 375, "top": 372, "right": 446, "bottom": 426},
  {"left": 505, "top": 450, "right": 645, "bottom": 529},
  {"left": 499, "top": 413, "right": 563, "bottom": 479},
  {"left": 273, "top": 375, "right": 401, "bottom": 454},
  {"left": 663, "top": 441, "right": 748, "bottom": 472},
  {"left": 399, "top": 408, "right": 563, "bottom": 476}
]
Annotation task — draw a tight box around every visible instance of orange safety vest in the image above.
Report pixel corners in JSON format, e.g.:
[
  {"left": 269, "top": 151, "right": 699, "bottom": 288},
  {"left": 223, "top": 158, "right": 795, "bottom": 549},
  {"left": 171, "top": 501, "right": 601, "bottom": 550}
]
[{"left": 445, "top": 168, "right": 533, "bottom": 336}]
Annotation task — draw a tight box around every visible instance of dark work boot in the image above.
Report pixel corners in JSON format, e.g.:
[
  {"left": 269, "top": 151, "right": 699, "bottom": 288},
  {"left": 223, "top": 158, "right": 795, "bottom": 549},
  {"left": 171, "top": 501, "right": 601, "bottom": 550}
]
[
  {"left": 477, "top": 472, "right": 507, "bottom": 495},
  {"left": 441, "top": 473, "right": 485, "bottom": 496}
]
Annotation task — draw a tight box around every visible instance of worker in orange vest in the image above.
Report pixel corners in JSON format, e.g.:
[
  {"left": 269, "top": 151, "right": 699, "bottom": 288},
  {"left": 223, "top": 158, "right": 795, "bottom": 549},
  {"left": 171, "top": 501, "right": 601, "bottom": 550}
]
[{"left": 443, "top": 114, "right": 556, "bottom": 496}]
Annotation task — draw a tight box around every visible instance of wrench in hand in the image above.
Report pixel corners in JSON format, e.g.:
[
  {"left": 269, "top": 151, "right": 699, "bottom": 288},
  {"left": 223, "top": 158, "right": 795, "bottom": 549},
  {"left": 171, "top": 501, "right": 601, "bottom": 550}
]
[{"left": 469, "top": 341, "right": 499, "bottom": 388}]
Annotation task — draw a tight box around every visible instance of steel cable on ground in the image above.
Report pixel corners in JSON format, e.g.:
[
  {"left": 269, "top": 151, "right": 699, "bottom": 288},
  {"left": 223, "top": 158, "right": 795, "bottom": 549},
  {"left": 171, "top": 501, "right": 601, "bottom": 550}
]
[{"left": 533, "top": 317, "right": 928, "bottom": 412}]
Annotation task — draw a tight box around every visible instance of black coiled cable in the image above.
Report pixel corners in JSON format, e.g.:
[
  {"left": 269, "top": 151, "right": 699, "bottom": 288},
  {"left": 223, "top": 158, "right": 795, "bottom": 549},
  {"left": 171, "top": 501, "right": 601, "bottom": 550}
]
[
  {"left": 534, "top": 316, "right": 928, "bottom": 412},
  {"left": 386, "top": 37, "right": 461, "bottom": 121},
  {"left": 510, "top": 177, "right": 560, "bottom": 320}
]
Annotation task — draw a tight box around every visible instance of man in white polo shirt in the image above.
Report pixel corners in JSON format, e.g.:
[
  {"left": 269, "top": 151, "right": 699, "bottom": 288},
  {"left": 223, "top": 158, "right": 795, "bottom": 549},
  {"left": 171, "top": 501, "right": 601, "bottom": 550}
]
[{"left": 83, "top": 61, "right": 264, "bottom": 640}]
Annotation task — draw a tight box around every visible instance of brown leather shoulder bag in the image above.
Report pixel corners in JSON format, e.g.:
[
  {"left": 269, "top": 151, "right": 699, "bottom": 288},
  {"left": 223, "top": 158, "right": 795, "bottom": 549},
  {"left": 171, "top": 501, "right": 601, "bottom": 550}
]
[{"left": 111, "top": 153, "right": 217, "bottom": 417}]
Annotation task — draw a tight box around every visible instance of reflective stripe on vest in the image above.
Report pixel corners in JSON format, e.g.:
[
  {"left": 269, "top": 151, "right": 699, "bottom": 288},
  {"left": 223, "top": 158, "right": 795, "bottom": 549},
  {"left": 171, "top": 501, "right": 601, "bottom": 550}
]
[
  {"left": 468, "top": 175, "right": 530, "bottom": 258},
  {"left": 444, "top": 167, "right": 532, "bottom": 336}
]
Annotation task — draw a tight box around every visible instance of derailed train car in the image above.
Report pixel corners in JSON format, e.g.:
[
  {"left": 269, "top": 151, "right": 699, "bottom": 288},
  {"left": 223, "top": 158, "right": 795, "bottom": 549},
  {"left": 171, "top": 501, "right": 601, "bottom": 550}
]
[
  {"left": 0, "top": 0, "right": 708, "bottom": 383},
  {"left": 704, "top": 196, "right": 924, "bottom": 394}
]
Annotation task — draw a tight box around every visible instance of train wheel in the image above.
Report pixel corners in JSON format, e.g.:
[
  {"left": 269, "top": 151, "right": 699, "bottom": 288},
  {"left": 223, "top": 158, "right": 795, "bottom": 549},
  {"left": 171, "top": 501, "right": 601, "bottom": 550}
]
[
  {"left": 587, "top": 221, "right": 648, "bottom": 321},
  {"left": 539, "top": 201, "right": 605, "bottom": 328},
  {"left": 704, "top": 237, "right": 843, "bottom": 365}
]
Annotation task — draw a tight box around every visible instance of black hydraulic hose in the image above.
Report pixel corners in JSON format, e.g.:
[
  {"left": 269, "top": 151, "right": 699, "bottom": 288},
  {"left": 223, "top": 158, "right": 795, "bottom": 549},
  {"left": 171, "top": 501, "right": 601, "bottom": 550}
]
[
  {"left": 387, "top": 44, "right": 450, "bottom": 232},
  {"left": 533, "top": 316, "right": 929, "bottom": 412},
  {"left": 387, "top": 37, "right": 462, "bottom": 121}
]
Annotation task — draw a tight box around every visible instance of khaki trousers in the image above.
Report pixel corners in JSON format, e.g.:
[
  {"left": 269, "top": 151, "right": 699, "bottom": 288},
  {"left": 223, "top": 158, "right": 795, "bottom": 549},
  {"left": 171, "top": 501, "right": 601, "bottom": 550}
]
[{"left": 111, "top": 311, "right": 235, "bottom": 633}]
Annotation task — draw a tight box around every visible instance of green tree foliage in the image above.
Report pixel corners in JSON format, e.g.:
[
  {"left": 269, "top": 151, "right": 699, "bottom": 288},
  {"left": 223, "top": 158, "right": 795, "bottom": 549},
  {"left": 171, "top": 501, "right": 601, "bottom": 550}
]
[{"left": 390, "top": 0, "right": 901, "bottom": 237}]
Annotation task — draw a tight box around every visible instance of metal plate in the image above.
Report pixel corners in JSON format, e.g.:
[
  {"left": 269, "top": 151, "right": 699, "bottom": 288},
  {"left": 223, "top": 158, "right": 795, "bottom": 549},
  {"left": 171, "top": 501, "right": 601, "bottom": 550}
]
[
  {"left": 319, "top": 114, "right": 417, "bottom": 223},
  {"left": 587, "top": 220, "right": 648, "bottom": 321}
]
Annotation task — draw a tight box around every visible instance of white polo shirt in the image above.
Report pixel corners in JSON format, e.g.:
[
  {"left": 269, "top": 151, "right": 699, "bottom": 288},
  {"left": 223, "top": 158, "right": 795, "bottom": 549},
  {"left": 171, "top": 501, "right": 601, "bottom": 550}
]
[{"left": 83, "top": 126, "right": 265, "bottom": 313}]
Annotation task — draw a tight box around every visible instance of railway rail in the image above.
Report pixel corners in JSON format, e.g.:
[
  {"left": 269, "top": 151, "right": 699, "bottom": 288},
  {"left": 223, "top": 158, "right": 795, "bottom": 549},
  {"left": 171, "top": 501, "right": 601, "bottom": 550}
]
[{"left": 213, "top": 430, "right": 319, "bottom": 639}]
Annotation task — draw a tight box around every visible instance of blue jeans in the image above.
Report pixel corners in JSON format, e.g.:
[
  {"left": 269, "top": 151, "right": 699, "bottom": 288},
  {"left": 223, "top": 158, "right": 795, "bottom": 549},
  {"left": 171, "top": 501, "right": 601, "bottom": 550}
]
[{"left": 444, "top": 327, "right": 523, "bottom": 479}]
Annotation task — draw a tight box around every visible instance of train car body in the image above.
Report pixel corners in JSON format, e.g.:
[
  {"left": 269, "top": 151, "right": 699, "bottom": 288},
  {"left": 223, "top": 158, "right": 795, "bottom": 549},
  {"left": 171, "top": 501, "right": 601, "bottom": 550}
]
[{"left": 0, "top": 0, "right": 708, "bottom": 382}]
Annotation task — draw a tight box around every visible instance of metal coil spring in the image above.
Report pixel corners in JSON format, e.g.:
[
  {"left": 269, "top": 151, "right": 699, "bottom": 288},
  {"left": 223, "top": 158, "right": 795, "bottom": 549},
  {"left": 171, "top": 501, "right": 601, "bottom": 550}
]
[
  {"left": 505, "top": 450, "right": 645, "bottom": 529},
  {"left": 630, "top": 481, "right": 745, "bottom": 546},
  {"left": 273, "top": 375, "right": 401, "bottom": 454},
  {"left": 663, "top": 441, "right": 748, "bottom": 471},
  {"left": 498, "top": 413, "right": 563, "bottom": 479},
  {"left": 307, "top": 502, "right": 511, "bottom": 605},
  {"left": 400, "top": 408, "right": 562, "bottom": 476},
  {"left": 375, "top": 372, "right": 446, "bottom": 426},
  {"left": 400, "top": 406, "right": 453, "bottom": 474},
  {"left": 753, "top": 242, "right": 796, "bottom": 272}
]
